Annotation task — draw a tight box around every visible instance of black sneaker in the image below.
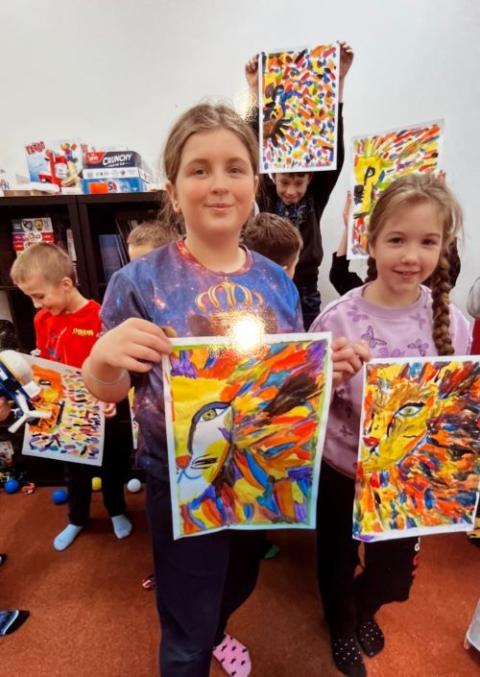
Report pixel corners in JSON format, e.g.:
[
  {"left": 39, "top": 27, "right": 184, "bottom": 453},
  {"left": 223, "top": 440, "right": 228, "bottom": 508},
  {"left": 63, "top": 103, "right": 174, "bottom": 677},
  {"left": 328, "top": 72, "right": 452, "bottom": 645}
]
[
  {"left": 331, "top": 633, "right": 367, "bottom": 677},
  {"left": 356, "top": 617, "right": 385, "bottom": 657}
]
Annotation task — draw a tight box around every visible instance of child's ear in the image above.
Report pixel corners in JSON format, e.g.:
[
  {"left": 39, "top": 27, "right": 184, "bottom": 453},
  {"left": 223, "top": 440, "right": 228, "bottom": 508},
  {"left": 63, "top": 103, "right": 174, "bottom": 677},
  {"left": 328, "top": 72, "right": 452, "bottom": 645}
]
[
  {"left": 61, "top": 277, "right": 74, "bottom": 292},
  {"left": 165, "top": 180, "right": 180, "bottom": 212}
]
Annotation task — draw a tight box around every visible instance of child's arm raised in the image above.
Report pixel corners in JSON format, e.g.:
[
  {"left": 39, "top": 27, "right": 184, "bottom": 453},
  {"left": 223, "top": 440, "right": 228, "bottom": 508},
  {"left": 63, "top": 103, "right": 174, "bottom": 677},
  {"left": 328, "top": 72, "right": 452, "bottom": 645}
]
[
  {"left": 83, "top": 318, "right": 171, "bottom": 403},
  {"left": 329, "top": 191, "right": 364, "bottom": 295}
]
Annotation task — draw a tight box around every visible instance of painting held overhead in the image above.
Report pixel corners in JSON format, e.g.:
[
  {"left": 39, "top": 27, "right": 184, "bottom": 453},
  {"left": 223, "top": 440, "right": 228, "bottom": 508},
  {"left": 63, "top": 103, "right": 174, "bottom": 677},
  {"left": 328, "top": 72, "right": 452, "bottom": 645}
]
[
  {"left": 163, "top": 333, "right": 332, "bottom": 539},
  {"left": 348, "top": 120, "right": 443, "bottom": 259},
  {"left": 354, "top": 357, "right": 480, "bottom": 541},
  {"left": 22, "top": 354, "right": 104, "bottom": 466},
  {"left": 259, "top": 44, "right": 339, "bottom": 173}
]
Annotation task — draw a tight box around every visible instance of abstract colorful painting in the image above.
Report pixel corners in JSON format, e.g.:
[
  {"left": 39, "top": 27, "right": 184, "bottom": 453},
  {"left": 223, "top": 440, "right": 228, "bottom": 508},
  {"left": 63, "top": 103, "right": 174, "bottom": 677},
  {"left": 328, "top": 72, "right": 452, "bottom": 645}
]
[
  {"left": 348, "top": 121, "right": 443, "bottom": 259},
  {"left": 163, "top": 333, "right": 332, "bottom": 539},
  {"left": 259, "top": 44, "right": 339, "bottom": 173},
  {"left": 354, "top": 357, "right": 480, "bottom": 541},
  {"left": 22, "top": 355, "right": 104, "bottom": 466}
]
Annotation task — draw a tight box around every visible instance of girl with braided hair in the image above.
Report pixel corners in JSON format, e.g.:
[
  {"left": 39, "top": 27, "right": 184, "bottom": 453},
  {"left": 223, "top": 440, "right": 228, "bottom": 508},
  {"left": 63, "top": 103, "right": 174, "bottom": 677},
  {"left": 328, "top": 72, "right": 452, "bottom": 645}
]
[{"left": 310, "top": 174, "right": 471, "bottom": 677}]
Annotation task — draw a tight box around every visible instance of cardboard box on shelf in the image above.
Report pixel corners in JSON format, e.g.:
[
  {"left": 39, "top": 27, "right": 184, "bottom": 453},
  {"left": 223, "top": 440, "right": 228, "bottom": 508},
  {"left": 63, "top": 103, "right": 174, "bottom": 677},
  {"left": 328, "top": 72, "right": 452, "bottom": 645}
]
[
  {"left": 81, "top": 150, "right": 153, "bottom": 194},
  {"left": 25, "top": 140, "right": 88, "bottom": 193}
]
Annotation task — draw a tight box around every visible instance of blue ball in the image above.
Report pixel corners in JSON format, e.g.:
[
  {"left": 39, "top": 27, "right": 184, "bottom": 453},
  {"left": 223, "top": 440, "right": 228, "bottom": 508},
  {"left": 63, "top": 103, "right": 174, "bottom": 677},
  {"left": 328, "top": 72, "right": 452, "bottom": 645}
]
[
  {"left": 52, "top": 488, "right": 68, "bottom": 505},
  {"left": 3, "top": 479, "right": 20, "bottom": 494}
]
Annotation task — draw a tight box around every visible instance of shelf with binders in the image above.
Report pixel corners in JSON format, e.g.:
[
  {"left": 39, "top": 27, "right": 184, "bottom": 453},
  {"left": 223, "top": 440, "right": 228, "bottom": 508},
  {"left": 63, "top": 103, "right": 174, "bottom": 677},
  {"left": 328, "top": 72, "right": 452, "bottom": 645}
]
[{"left": 77, "top": 191, "right": 165, "bottom": 301}]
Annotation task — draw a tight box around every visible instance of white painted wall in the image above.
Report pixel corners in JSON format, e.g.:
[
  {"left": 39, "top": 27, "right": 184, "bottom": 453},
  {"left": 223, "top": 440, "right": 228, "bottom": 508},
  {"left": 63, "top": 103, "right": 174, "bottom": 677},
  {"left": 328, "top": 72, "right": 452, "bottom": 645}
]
[{"left": 0, "top": 0, "right": 479, "bottom": 315}]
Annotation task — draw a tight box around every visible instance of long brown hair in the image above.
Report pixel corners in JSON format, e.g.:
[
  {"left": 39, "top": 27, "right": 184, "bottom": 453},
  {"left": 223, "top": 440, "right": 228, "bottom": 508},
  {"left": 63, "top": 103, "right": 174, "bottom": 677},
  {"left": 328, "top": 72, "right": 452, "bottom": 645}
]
[
  {"left": 365, "top": 174, "right": 463, "bottom": 355},
  {"left": 160, "top": 103, "right": 258, "bottom": 230}
]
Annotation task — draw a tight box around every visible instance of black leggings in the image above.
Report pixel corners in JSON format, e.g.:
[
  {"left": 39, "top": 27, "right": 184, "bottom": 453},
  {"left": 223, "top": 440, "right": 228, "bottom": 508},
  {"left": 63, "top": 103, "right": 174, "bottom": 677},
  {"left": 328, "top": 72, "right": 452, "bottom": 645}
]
[
  {"left": 146, "top": 476, "right": 266, "bottom": 677},
  {"left": 316, "top": 461, "right": 420, "bottom": 636}
]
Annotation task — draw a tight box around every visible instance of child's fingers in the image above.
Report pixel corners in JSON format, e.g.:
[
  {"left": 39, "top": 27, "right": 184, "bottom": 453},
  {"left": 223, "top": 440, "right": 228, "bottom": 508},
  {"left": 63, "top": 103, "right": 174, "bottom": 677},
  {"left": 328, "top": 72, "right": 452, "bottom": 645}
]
[
  {"left": 126, "top": 342, "right": 166, "bottom": 364},
  {"left": 352, "top": 341, "right": 371, "bottom": 363}
]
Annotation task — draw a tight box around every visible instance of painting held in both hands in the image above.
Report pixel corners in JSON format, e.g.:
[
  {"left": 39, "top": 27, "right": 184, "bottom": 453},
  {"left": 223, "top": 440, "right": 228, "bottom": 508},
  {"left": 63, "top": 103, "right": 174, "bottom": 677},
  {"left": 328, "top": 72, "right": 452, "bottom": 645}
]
[
  {"left": 348, "top": 120, "right": 443, "bottom": 259},
  {"left": 354, "top": 357, "right": 480, "bottom": 541},
  {"left": 259, "top": 43, "right": 340, "bottom": 173},
  {"left": 163, "top": 332, "right": 332, "bottom": 539}
]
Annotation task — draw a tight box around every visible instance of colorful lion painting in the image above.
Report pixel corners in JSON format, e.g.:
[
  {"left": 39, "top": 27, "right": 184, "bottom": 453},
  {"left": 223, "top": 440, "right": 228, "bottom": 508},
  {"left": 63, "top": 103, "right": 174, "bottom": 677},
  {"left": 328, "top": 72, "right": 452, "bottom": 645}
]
[
  {"left": 163, "top": 334, "right": 332, "bottom": 539},
  {"left": 354, "top": 358, "right": 480, "bottom": 541}
]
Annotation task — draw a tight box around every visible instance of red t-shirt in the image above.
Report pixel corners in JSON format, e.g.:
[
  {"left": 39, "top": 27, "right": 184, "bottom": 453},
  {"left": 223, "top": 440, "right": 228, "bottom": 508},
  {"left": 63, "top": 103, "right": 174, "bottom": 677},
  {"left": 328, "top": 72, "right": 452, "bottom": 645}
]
[
  {"left": 472, "top": 319, "right": 480, "bottom": 355},
  {"left": 34, "top": 299, "right": 101, "bottom": 368}
]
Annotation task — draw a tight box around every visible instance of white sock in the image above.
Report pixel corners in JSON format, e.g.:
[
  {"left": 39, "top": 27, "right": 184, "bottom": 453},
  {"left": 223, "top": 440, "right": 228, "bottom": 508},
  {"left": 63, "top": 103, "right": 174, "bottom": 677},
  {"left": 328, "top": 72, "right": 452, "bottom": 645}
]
[
  {"left": 111, "top": 514, "right": 132, "bottom": 540},
  {"left": 53, "top": 524, "right": 83, "bottom": 551}
]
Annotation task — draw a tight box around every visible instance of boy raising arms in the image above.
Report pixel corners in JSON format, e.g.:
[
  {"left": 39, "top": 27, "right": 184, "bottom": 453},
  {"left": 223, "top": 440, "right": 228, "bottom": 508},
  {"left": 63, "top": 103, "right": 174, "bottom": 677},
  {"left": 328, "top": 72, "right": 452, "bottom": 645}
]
[
  {"left": 245, "top": 41, "right": 354, "bottom": 328},
  {"left": 11, "top": 243, "right": 131, "bottom": 551}
]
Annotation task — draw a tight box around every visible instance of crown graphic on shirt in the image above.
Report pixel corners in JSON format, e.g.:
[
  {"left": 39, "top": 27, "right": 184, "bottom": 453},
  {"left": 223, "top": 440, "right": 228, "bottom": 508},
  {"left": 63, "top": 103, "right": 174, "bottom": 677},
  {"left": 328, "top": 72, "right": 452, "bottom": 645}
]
[{"left": 196, "top": 281, "right": 265, "bottom": 313}]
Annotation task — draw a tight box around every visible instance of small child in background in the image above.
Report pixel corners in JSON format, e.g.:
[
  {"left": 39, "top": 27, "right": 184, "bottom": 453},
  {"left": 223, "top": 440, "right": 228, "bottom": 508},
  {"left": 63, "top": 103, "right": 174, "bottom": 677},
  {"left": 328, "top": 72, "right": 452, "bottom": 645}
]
[
  {"left": 245, "top": 41, "right": 354, "bottom": 327},
  {"left": 127, "top": 218, "right": 177, "bottom": 260},
  {"left": 242, "top": 212, "right": 303, "bottom": 280},
  {"left": 10, "top": 243, "right": 132, "bottom": 551}
]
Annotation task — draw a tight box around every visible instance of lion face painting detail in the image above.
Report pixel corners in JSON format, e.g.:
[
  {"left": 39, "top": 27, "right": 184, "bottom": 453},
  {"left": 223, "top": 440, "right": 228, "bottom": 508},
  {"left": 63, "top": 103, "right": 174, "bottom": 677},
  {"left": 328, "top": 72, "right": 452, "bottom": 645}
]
[{"left": 354, "top": 360, "right": 480, "bottom": 540}]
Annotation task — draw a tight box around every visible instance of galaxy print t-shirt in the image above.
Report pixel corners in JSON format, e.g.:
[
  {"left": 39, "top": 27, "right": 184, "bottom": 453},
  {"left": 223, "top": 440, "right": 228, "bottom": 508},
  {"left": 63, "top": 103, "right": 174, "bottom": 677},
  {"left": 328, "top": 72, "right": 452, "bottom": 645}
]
[{"left": 101, "top": 240, "right": 303, "bottom": 480}]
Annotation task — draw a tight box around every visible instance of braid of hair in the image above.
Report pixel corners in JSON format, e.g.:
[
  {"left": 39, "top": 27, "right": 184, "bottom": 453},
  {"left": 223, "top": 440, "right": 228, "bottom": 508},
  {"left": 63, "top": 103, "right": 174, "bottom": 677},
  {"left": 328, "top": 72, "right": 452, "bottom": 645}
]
[
  {"left": 365, "top": 256, "right": 377, "bottom": 282},
  {"left": 430, "top": 250, "right": 454, "bottom": 356}
]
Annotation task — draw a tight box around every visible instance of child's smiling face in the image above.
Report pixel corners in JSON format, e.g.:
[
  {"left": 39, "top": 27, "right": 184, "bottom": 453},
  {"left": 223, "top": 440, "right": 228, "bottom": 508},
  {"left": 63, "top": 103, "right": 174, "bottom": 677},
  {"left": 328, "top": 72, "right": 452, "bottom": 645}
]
[
  {"left": 274, "top": 173, "right": 311, "bottom": 205},
  {"left": 167, "top": 128, "right": 257, "bottom": 242},
  {"left": 369, "top": 200, "right": 444, "bottom": 305}
]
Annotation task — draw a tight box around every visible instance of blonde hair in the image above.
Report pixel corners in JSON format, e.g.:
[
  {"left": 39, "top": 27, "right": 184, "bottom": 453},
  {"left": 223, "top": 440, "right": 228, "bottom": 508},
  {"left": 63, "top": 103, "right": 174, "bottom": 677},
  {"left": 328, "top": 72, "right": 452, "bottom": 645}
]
[
  {"left": 11, "top": 242, "right": 75, "bottom": 285},
  {"left": 242, "top": 213, "right": 303, "bottom": 267},
  {"left": 366, "top": 174, "right": 463, "bottom": 355},
  {"left": 162, "top": 103, "right": 258, "bottom": 227},
  {"left": 127, "top": 219, "right": 177, "bottom": 249}
]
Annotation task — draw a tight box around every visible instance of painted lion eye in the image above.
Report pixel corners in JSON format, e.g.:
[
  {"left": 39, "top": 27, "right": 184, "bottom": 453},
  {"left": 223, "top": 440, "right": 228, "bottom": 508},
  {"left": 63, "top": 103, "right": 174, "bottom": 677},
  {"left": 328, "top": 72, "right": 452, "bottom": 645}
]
[
  {"left": 396, "top": 402, "right": 424, "bottom": 418},
  {"left": 201, "top": 408, "right": 222, "bottom": 422}
]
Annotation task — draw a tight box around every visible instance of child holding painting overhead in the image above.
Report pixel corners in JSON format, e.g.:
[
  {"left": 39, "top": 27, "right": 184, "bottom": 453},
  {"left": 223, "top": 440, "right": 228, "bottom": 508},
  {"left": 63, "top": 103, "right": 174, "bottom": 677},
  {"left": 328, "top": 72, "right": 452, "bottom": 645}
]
[
  {"left": 310, "top": 174, "right": 471, "bottom": 677},
  {"left": 245, "top": 41, "right": 354, "bottom": 328},
  {"left": 10, "top": 243, "right": 132, "bottom": 551}
]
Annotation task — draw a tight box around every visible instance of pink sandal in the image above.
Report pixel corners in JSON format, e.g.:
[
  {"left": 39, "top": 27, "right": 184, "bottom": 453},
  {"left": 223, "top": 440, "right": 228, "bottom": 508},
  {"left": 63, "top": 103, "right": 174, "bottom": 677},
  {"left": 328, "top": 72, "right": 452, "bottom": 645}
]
[{"left": 213, "top": 634, "right": 251, "bottom": 676}]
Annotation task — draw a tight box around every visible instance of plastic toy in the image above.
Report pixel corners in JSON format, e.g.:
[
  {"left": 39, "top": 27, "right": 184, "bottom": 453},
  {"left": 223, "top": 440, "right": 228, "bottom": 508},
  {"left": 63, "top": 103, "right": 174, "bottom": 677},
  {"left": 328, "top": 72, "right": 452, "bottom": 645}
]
[
  {"left": 127, "top": 478, "right": 142, "bottom": 493},
  {"left": 52, "top": 488, "right": 68, "bottom": 505},
  {"left": 92, "top": 477, "right": 102, "bottom": 491},
  {"left": 3, "top": 478, "right": 20, "bottom": 493},
  {"left": 21, "top": 482, "right": 36, "bottom": 495},
  {"left": 0, "top": 350, "right": 51, "bottom": 433}
]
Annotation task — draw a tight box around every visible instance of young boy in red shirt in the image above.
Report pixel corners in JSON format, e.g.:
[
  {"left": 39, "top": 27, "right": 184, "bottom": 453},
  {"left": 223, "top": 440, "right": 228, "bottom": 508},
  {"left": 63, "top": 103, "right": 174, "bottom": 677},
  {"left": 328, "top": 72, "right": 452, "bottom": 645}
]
[{"left": 11, "top": 243, "right": 132, "bottom": 551}]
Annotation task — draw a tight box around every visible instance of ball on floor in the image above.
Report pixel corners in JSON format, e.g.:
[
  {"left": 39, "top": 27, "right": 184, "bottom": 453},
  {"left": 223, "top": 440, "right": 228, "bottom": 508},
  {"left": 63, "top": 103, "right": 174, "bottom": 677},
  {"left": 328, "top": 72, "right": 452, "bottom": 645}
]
[
  {"left": 127, "top": 478, "right": 142, "bottom": 493},
  {"left": 52, "top": 488, "right": 68, "bottom": 505},
  {"left": 92, "top": 477, "right": 102, "bottom": 491},
  {"left": 3, "top": 479, "right": 20, "bottom": 494}
]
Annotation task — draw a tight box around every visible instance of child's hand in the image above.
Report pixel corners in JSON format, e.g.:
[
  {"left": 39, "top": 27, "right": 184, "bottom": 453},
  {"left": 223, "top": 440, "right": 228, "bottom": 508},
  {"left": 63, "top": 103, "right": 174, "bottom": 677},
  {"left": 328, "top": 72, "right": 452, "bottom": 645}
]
[
  {"left": 435, "top": 170, "right": 446, "bottom": 185},
  {"left": 92, "top": 318, "right": 172, "bottom": 374},
  {"left": 100, "top": 401, "right": 117, "bottom": 418},
  {"left": 331, "top": 337, "right": 370, "bottom": 386},
  {"left": 245, "top": 56, "right": 259, "bottom": 94},
  {"left": 342, "top": 190, "right": 352, "bottom": 229},
  {"left": 338, "top": 41, "right": 354, "bottom": 81},
  {"left": 0, "top": 396, "right": 12, "bottom": 423}
]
